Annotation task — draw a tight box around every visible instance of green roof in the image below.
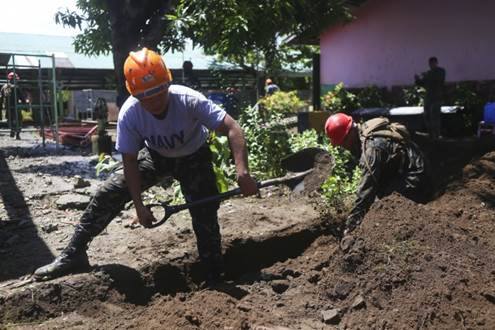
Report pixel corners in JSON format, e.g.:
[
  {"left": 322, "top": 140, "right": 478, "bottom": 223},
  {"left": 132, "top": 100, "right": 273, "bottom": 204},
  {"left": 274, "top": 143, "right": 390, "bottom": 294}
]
[{"left": 0, "top": 32, "right": 216, "bottom": 70}]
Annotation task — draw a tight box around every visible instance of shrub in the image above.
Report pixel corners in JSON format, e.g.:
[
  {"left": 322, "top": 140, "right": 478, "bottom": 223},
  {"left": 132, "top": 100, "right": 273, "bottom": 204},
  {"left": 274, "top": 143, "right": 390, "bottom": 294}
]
[
  {"left": 356, "top": 85, "right": 388, "bottom": 108},
  {"left": 321, "top": 83, "right": 360, "bottom": 114},
  {"left": 239, "top": 104, "right": 291, "bottom": 179},
  {"left": 402, "top": 85, "right": 425, "bottom": 106},
  {"left": 258, "top": 90, "right": 306, "bottom": 115}
]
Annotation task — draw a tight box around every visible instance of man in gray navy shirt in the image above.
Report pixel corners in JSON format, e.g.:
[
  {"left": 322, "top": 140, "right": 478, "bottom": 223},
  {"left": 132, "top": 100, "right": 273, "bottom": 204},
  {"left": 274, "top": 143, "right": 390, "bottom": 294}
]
[{"left": 35, "top": 48, "right": 258, "bottom": 284}]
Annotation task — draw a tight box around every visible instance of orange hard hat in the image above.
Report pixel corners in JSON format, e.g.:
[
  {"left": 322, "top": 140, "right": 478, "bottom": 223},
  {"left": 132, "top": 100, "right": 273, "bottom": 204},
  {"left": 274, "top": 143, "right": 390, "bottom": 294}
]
[
  {"left": 124, "top": 47, "right": 172, "bottom": 99},
  {"left": 325, "top": 113, "right": 353, "bottom": 146}
]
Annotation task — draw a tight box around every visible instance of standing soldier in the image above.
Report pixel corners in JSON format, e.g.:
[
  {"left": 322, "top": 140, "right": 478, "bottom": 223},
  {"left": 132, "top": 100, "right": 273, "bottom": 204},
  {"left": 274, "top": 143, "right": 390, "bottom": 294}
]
[
  {"left": 34, "top": 48, "right": 258, "bottom": 285},
  {"left": 0, "top": 72, "right": 26, "bottom": 139},
  {"left": 415, "top": 57, "right": 446, "bottom": 140}
]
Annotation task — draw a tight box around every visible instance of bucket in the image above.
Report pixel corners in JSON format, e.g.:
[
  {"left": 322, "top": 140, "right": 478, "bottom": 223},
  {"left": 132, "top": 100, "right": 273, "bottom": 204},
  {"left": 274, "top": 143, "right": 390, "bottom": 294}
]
[{"left": 483, "top": 102, "right": 495, "bottom": 124}]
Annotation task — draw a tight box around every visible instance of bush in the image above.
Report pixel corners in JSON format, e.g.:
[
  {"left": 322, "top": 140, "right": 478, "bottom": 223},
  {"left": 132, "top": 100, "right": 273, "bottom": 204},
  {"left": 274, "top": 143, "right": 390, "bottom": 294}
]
[
  {"left": 402, "top": 85, "right": 425, "bottom": 106},
  {"left": 321, "top": 83, "right": 360, "bottom": 114},
  {"left": 258, "top": 90, "right": 306, "bottom": 116},
  {"left": 356, "top": 85, "right": 388, "bottom": 108},
  {"left": 239, "top": 104, "right": 291, "bottom": 179}
]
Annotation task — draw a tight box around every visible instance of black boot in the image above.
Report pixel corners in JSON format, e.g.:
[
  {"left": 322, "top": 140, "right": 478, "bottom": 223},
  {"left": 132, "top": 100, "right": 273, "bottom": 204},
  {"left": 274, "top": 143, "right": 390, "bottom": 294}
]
[
  {"left": 203, "top": 255, "right": 225, "bottom": 287},
  {"left": 34, "top": 247, "right": 90, "bottom": 280},
  {"left": 34, "top": 228, "right": 92, "bottom": 280}
]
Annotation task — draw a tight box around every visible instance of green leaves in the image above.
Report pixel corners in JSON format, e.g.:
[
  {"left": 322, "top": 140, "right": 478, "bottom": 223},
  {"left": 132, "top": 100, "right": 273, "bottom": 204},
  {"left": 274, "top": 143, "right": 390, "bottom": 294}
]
[
  {"left": 209, "top": 133, "right": 236, "bottom": 192},
  {"left": 259, "top": 91, "right": 307, "bottom": 115},
  {"left": 94, "top": 153, "right": 118, "bottom": 177},
  {"left": 239, "top": 102, "right": 291, "bottom": 179},
  {"left": 321, "top": 82, "right": 360, "bottom": 114}
]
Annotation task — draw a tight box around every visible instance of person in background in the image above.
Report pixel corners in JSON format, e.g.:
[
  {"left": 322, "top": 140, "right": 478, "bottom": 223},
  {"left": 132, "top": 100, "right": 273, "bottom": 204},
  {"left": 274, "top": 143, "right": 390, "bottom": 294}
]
[
  {"left": 180, "top": 60, "right": 202, "bottom": 90},
  {"left": 415, "top": 57, "right": 446, "bottom": 140},
  {"left": 0, "top": 72, "right": 26, "bottom": 139},
  {"left": 265, "top": 78, "right": 280, "bottom": 96},
  {"left": 34, "top": 48, "right": 258, "bottom": 285}
]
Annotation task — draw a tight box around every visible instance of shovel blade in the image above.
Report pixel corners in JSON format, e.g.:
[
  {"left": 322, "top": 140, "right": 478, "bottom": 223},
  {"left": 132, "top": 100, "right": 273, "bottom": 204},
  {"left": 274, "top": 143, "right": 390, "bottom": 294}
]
[
  {"left": 281, "top": 148, "right": 334, "bottom": 194},
  {"left": 281, "top": 147, "right": 328, "bottom": 172}
]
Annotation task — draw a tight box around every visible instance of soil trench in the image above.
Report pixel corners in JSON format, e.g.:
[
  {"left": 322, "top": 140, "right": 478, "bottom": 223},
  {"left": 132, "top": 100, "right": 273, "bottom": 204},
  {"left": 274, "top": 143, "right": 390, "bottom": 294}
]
[
  {"left": 0, "top": 216, "right": 327, "bottom": 325},
  {"left": 2, "top": 133, "right": 495, "bottom": 329}
]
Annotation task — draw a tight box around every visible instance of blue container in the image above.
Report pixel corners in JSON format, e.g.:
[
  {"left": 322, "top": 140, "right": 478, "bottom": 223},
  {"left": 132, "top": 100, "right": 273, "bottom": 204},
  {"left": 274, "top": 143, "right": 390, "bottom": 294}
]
[{"left": 483, "top": 102, "right": 495, "bottom": 124}]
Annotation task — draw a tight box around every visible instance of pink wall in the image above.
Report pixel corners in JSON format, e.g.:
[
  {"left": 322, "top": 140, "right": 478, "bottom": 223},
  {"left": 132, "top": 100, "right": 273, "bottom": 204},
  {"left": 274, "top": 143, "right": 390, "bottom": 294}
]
[{"left": 320, "top": 0, "right": 495, "bottom": 88}]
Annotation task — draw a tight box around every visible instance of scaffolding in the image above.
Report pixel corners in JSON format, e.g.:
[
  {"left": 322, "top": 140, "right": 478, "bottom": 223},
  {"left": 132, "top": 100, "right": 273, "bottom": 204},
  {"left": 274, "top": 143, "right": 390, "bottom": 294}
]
[{"left": 0, "top": 52, "right": 59, "bottom": 148}]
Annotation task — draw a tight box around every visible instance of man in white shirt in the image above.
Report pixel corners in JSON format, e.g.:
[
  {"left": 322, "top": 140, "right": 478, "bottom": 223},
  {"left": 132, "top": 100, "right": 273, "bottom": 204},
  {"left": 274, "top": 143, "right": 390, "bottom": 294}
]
[{"left": 35, "top": 48, "right": 258, "bottom": 285}]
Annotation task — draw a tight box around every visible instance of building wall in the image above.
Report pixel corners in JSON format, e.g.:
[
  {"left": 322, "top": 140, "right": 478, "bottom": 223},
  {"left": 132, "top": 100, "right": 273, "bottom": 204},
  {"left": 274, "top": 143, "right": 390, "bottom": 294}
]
[{"left": 320, "top": 0, "right": 495, "bottom": 89}]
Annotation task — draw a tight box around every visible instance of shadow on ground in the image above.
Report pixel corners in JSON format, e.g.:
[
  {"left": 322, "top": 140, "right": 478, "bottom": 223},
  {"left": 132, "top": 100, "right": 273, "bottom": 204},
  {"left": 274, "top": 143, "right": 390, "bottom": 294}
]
[{"left": 0, "top": 150, "right": 54, "bottom": 281}]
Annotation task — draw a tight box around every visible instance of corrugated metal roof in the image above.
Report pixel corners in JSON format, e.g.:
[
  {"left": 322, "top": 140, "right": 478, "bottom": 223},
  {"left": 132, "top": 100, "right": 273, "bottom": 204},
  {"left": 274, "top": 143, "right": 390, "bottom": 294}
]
[{"left": 0, "top": 32, "right": 217, "bottom": 70}]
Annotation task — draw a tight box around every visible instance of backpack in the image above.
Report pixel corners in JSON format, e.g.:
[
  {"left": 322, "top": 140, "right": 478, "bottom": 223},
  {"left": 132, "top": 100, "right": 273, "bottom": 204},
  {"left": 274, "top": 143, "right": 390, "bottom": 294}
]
[
  {"left": 359, "top": 117, "right": 411, "bottom": 184},
  {"left": 360, "top": 117, "right": 410, "bottom": 143}
]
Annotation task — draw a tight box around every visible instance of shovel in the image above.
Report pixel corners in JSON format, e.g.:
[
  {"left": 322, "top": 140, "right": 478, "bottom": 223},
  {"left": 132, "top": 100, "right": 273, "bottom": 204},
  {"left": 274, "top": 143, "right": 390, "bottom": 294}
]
[{"left": 144, "top": 147, "right": 333, "bottom": 228}]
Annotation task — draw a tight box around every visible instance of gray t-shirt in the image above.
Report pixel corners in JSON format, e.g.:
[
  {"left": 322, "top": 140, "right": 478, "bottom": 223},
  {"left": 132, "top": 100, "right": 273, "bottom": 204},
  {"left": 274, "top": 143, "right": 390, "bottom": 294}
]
[{"left": 116, "top": 84, "right": 226, "bottom": 158}]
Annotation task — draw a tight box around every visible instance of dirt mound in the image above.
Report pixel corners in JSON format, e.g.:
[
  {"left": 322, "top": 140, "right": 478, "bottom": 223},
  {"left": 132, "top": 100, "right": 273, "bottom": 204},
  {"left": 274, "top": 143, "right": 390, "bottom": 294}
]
[
  {"left": 2, "top": 140, "right": 495, "bottom": 329},
  {"left": 116, "top": 152, "right": 495, "bottom": 329}
]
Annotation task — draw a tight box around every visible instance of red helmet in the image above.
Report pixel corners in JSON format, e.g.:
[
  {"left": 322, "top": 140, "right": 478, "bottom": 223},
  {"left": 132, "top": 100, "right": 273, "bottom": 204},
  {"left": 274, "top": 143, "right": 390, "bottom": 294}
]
[
  {"left": 7, "top": 72, "right": 19, "bottom": 81},
  {"left": 325, "top": 113, "right": 353, "bottom": 146}
]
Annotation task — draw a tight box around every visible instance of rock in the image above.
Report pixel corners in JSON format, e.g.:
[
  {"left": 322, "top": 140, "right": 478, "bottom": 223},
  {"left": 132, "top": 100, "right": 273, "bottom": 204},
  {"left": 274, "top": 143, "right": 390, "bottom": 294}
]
[
  {"left": 89, "top": 155, "right": 100, "bottom": 165},
  {"left": 307, "top": 271, "right": 320, "bottom": 284},
  {"left": 237, "top": 302, "right": 252, "bottom": 312},
  {"left": 321, "top": 308, "right": 341, "bottom": 324},
  {"left": 481, "top": 292, "right": 495, "bottom": 304},
  {"left": 184, "top": 312, "right": 201, "bottom": 326},
  {"left": 56, "top": 194, "right": 91, "bottom": 210},
  {"left": 340, "top": 235, "right": 355, "bottom": 252},
  {"left": 41, "top": 223, "right": 59, "bottom": 233},
  {"left": 329, "top": 281, "right": 355, "bottom": 300},
  {"left": 351, "top": 295, "right": 366, "bottom": 310},
  {"left": 271, "top": 279, "right": 289, "bottom": 294},
  {"left": 73, "top": 175, "right": 91, "bottom": 189},
  {"left": 281, "top": 268, "right": 301, "bottom": 278}
]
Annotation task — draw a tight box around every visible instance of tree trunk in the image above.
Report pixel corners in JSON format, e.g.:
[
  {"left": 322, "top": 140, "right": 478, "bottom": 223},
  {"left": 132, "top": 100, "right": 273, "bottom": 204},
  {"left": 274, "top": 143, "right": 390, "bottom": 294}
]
[{"left": 105, "top": 0, "right": 172, "bottom": 107}]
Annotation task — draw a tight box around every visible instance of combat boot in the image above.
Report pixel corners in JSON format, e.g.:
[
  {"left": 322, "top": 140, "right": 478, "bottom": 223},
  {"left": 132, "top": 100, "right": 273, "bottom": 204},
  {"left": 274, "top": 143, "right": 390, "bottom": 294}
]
[{"left": 34, "top": 248, "right": 90, "bottom": 280}]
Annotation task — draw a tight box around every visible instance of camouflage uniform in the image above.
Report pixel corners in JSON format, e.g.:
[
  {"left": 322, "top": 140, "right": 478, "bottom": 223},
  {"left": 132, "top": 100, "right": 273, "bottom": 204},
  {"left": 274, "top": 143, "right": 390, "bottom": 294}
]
[
  {"left": 66, "top": 144, "right": 223, "bottom": 273},
  {"left": 346, "top": 135, "right": 430, "bottom": 231},
  {"left": 416, "top": 67, "right": 446, "bottom": 139},
  {"left": 0, "top": 82, "right": 24, "bottom": 138}
]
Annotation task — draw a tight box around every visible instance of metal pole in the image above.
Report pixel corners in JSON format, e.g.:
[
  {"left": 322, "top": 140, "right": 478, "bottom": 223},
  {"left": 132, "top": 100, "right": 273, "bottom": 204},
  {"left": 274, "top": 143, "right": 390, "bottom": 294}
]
[
  {"left": 51, "top": 54, "right": 59, "bottom": 150},
  {"left": 12, "top": 56, "right": 20, "bottom": 138},
  {"left": 38, "top": 60, "right": 45, "bottom": 147}
]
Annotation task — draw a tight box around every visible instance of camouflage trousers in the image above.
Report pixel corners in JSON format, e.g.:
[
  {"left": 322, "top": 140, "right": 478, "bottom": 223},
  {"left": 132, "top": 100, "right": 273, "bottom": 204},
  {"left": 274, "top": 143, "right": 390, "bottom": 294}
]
[
  {"left": 67, "top": 145, "right": 222, "bottom": 270},
  {"left": 424, "top": 100, "right": 441, "bottom": 139}
]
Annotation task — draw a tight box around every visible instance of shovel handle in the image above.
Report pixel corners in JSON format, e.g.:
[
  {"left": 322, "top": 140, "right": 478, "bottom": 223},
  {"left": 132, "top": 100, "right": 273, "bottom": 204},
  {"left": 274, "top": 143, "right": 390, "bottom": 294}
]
[{"left": 145, "top": 169, "right": 313, "bottom": 228}]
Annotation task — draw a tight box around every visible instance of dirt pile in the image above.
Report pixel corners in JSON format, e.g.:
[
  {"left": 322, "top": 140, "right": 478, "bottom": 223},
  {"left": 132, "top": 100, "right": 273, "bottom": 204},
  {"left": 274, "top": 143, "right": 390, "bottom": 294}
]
[
  {"left": 100, "top": 152, "right": 495, "bottom": 329},
  {"left": 1, "top": 137, "right": 495, "bottom": 329}
]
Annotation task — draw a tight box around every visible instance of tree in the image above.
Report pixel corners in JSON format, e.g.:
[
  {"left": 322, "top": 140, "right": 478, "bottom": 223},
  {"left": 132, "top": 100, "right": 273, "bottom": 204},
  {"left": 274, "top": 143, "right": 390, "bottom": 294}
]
[
  {"left": 167, "top": 0, "right": 355, "bottom": 77},
  {"left": 56, "top": 0, "right": 358, "bottom": 102},
  {"left": 56, "top": 0, "right": 174, "bottom": 105}
]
